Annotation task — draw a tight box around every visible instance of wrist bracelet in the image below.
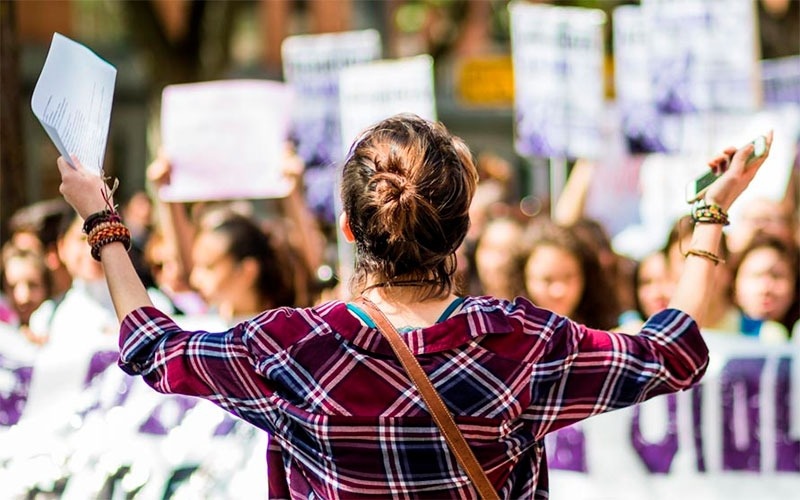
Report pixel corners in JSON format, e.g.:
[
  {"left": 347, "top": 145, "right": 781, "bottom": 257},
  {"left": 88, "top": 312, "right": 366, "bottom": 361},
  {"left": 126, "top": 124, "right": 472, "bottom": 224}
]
[
  {"left": 682, "top": 248, "right": 725, "bottom": 266},
  {"left": 692, "top": 200, "right": 729, "bottom": 225},
  {"left": 87, "top": 221, "right": 132, "bottom": 261},
  {"left": 83, "top": 208, "right": 121, "bottom": 235}
]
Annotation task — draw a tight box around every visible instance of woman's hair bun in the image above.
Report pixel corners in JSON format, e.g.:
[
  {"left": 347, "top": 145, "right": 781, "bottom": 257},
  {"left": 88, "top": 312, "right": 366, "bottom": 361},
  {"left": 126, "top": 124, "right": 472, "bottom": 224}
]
[{"left": 372, "top": 171, "right": 418, "bottom": 243}]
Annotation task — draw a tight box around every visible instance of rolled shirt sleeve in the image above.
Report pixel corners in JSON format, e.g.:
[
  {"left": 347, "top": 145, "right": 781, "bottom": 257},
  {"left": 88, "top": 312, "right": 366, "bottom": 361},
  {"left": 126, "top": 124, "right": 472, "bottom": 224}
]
[
  {"left": 118, "top": 306, "right": 273, "bottom": 424},
  {"left": 528, "top": 307, "right": 709, "bottom": 437}
]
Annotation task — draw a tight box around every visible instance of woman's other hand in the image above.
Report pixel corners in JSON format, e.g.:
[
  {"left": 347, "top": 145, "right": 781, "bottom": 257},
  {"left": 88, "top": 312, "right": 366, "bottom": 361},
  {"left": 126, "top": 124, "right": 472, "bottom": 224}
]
[
  {"left": 705, "top": 131, "right": 774, "bottom": 210},
  {"left": 146, "top": 150, "right": 172, "bottom": 188}
]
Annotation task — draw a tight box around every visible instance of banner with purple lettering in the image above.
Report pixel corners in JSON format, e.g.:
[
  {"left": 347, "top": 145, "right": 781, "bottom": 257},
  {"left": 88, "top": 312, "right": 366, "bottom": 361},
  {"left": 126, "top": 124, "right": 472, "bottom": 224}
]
[
  {"left": 0, "top": 318, "right": 265, "bottom": 499},
  {"left": 547, "top": 331, "right": 800, "bottom": 500}
]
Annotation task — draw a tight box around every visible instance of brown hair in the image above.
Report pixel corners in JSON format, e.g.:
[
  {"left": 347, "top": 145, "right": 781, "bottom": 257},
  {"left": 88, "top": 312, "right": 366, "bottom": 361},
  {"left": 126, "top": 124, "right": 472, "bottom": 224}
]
[
  {"left": 341, "top": 113, "right": 478, "bottom": 300},
  {"left": 522, "top": 219, "right": 622, "bottom": 330},
  {"left": 730, "top": 231, "right": 800, "bottom": 332}
]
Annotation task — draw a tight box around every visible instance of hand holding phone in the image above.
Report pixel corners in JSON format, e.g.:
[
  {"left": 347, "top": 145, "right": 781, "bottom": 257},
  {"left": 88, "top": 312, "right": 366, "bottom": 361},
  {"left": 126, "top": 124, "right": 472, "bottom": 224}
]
[{"left": 685, "top": 135, "right": 768, "bottom": 204}]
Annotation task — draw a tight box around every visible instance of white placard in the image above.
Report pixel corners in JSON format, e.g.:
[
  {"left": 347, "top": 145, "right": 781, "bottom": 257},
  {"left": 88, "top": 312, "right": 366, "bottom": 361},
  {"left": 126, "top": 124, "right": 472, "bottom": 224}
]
[
  {"left": 642, "top": 0, "right": 760, "bottom": 114},
  {"left": 281, "top": 29, "right": 382, "bottom": 166},
  {"left": 509, "top": 2, "right": 606, "bottom": 159},
  {"left": 613, "top": 4, "right": 667, "bottom": 153},
  {"left": 338, "top": 55, "right": 437, "bottom": 158},
  {"left": 31, "top": 33, "right": 117, "bottom": 175},
  {"left": 159, "top": 80, "right": 295, "bottom": 202}
]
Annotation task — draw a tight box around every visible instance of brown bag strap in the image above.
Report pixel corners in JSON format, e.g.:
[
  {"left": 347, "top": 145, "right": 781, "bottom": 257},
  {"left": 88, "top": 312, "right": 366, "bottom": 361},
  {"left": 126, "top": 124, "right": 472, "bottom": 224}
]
[{"left": 353, "top": 297, "right": 500, "bottom": 500}]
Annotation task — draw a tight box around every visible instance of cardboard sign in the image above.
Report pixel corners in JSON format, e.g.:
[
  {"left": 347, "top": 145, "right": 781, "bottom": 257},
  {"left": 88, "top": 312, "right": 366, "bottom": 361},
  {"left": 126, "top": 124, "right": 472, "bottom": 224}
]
[{"left": 159, "top": 80, "right": 294, "bottom": 202}]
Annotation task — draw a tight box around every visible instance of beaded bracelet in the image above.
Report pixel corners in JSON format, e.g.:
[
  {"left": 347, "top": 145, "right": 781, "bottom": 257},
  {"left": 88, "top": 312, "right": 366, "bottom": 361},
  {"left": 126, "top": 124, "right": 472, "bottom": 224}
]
[
  {"left": 88, "top": 222, "right": 129, "bottom": 246},
  {"left": 692, "top": 200, "right": 729, "bottom": 225},
  {"left": 87, "top": 221, "right": 115, "bottom": 241},
  {"left": 87, "top": 221, "right": 132, "bottom": 261},
  {"left": 682, "top": 248, "right": 726, "bottom": 266}
]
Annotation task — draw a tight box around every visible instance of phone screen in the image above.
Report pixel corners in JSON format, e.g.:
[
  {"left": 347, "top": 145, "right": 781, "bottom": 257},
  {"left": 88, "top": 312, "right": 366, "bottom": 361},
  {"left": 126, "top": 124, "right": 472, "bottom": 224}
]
[{"left": 686, "top": 170, "right": 719, "bottom": 203}]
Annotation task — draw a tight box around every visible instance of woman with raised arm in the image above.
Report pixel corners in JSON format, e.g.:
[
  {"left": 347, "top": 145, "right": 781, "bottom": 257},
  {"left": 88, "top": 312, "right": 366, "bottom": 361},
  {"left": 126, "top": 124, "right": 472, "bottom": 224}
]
[{"left": 56, "top": 114, "right": 771, "bottom": 499}]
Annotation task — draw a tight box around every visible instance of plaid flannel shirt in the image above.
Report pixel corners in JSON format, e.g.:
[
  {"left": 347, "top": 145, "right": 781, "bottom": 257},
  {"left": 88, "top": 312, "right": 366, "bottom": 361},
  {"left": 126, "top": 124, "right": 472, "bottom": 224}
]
[{"left": 119, "top": 296, "right": 708, "bottom": 499}]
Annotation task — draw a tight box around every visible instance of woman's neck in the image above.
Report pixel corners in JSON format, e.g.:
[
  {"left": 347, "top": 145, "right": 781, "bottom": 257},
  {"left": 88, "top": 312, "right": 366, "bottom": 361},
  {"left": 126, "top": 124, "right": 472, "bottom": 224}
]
[{"left": 361, "top": 286, "right": 460, "bottom": 329}]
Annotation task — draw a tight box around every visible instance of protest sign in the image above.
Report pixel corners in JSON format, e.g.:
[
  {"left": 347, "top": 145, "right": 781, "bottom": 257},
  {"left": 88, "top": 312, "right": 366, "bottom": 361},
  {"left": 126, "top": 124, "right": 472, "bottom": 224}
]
[
  {"left": 281, "top": 29, "right": 382, "bottom": 167},
  {"left": 31, "top": 33, "right": 117, "bottom": 175},
  {"left": 613, "top": 1, "right": 761, "bottom": 154},
  {"left": 338, "top": 54, "right": 437, "bottom": 158},
  {"left": 761, "top": 56, "right": 800, "bottom": 106},
  {"left": 159, "top": 80, "right": 294, "bottom": 202},
  {"left": 509, "top": 2, "right": 606, "bottom": 160},
  {"left": 642, "top": 0, "right": 760, "bottom": 115},
  {"left": 281, "top": 30, "right": 382, "bottom": 224},
  {"left": 613, "top": 5, "right": 666, "bottom": 153}
]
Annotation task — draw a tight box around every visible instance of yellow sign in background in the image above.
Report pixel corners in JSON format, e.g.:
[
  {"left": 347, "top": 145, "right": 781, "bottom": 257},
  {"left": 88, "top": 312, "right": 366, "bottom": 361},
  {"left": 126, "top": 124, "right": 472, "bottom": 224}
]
[{"left": 456, "top": 55, "right": 514, "bottom": 107}]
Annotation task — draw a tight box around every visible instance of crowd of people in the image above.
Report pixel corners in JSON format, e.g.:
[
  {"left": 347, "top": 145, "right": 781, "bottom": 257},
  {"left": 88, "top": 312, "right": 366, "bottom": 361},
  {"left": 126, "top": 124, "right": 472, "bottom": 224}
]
[{"left": 2, "top": 130, "right": 799, "bottom": 349}]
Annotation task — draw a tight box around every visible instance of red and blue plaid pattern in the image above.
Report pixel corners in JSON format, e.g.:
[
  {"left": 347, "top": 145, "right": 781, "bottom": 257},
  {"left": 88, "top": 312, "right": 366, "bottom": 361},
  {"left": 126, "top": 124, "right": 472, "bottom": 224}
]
[{"left": 119, "top": 296, "right": 708, "bottom": 499}]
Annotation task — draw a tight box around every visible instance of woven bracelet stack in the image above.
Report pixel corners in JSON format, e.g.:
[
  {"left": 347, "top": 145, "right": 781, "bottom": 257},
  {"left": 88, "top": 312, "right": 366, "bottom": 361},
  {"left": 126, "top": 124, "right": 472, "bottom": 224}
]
[
  {"left": 681, "top": 199, "right": 730, "bottom": 266},
  {"left": 83, "top": 208, "right": 132, "bottom": 261},
  {"left": 691, "top": 199, "right": 730, "bottom": 226}
]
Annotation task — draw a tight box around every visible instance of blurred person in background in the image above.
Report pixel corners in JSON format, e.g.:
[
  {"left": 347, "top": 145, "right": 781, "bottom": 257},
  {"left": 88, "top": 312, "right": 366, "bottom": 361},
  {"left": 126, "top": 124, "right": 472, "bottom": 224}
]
[
  {"left": 521, "top": 219, "right": 622, "bottom": 331},
  {"left": 616, "top": 249, "right": 674, "bottom": 334},
  {"left": 189, "top": 210, "right": 298, "bottom": 324},
  {"left": 730, "top": 231, "right": 799, "bottom": 342},
  {"left": 8, "top": 198, "right": 74, "bottom": 301},
  {"left": 28, "top": 214, "right": 175, "bottom": 344},
  {"left": 473, "top": 215, "right": 526, "bottom": 300},
  {"left": 463, "top": 152, "right": 518, "bottom": 258},
  {"left": 726, "top": 196, "right": 797, "bottom": 254},
  {"left": 143, "top": 229, "right": 207, "bottom": 316},
  {"left": 1, "top": 244, "right": 51, "bottom": 344},
  {"left": 569, "top": 217, "right": 637, "bottom": 316}
]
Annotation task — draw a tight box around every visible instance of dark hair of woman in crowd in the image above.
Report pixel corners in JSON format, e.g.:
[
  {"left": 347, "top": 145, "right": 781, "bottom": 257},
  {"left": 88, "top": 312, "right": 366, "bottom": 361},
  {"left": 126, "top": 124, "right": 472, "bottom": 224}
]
[
  {"left": 568, "top": 216, "right": 636, "bottom": 314},
  {"left": 340, "top": 113, "right": 478, "bottom": 301},
  {"left": 522, "top": 220, "right": 622, "bottom": 330},
  {"left": 205, "top": 212, "right": 297, "bottom": 310},
  {"left": 729, "top": 230, "right": 800, "bottom": 334}
]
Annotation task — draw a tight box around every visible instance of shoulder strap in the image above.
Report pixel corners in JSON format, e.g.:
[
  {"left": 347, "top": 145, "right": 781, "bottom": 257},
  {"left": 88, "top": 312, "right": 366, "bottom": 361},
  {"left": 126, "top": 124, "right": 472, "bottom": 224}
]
[{"left": 353, "top": 297, "right": 500, "bottom": 500}]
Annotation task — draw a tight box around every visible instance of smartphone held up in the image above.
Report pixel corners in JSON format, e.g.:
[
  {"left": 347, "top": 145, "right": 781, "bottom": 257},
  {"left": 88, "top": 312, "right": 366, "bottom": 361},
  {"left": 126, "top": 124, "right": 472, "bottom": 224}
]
[{"left": 685, "top": 135, "right": 768, "bottom": 204}]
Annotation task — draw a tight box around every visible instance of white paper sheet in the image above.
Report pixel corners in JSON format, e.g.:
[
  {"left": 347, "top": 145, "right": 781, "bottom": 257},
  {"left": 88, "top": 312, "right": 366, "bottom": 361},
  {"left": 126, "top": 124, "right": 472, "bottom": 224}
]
[
  {"left": 31, "top": 33, "right": 117, "bottom": 176},
  {"left": 159, "top": 80, "right": 295, "bottom": 202}
]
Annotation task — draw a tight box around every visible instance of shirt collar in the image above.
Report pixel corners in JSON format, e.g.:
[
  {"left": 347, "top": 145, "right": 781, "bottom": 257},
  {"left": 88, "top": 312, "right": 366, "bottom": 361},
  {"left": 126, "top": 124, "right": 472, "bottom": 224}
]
[{"left": 320, "top": 296, "right": 515, "bottom": 356}]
